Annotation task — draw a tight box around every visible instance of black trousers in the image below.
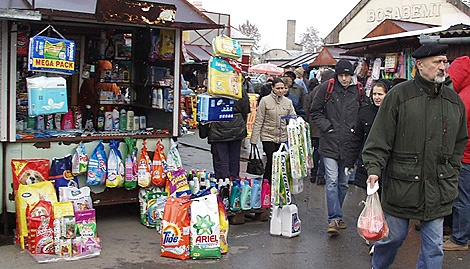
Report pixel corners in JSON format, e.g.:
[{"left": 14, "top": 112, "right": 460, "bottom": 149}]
[
  {"left": 262, "top": 141, "right": 281, "bottom": 183},
  {"left": 211, "top": 140, "right": 242, "bottom": 179}
]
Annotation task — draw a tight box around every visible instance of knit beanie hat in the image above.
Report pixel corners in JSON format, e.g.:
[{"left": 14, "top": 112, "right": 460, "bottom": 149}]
[{"left": 335, "top": 60, "right": 354, "bottom": 75}]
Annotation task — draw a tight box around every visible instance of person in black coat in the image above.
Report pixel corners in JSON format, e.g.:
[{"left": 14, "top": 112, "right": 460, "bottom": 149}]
[{"left": 354, "top": 79, "right": 392, "bottom": 189}]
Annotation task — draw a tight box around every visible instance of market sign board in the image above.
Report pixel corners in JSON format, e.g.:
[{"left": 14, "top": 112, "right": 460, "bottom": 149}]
[
  {"left": 95, "top": 0, "right": 176, "bottom": 25},
  {"left": 28, "top": 36, "right": 76, "bottom": 75}
]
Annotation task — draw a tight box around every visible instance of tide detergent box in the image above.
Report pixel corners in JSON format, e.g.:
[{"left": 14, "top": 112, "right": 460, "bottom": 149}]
[
  {"left": 197, "top": 94, "right": 234, "bottom": 122},
  {"left": 27, "top": 76, "right": 68, "bottom": 116}
]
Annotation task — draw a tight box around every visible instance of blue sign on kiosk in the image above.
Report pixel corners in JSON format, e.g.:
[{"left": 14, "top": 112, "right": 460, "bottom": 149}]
[{"left": 29, "top": 33, "right": 75, "bottom": 75}]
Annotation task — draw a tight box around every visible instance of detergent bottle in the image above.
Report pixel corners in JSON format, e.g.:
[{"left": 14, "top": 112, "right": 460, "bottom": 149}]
[
  {"left": 240, "top": 180, "right": 252, "bottom": 210},
  {"left": 261, "top": 179, "right": 271, "bottom": 209},
  {"left": 281, "top": 204, "right": 301, "bottom": 237},
  {"left": 229, "top": 179, "right": 241, "bottom": 211},
  {"left": 251, "top": 179, "right": 262, "bottom": 209}
]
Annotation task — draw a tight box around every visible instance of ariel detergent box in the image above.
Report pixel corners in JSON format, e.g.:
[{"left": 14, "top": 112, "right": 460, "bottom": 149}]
[{"left": 197, "top": 94, "right": 234, "bottom": 123}]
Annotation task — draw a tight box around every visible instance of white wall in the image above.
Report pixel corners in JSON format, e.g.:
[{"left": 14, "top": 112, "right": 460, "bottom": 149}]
[{"left": 340, "top": 0, "right": 470, "bottom": 43}]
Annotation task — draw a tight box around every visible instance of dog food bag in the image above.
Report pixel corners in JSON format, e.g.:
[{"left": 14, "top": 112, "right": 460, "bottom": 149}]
[
  {"left": 53, "top": 201, "right": 74, "bottom": 255},
  {"left": 72, "top": 142, "right": 89, "bottom": 175},
  {"left": 50, "top": 154, "right": 79, "bottom": 197},
  {"left": 190, "top": 194, "right": 221, "bottom": 259},
  {"left": 107, "top": 139, "right": 125, "bottom": 188},
  {"left": 26, "top": 200, "right": 55, "bottom": 254},
  {"left": 60, "top": 186, "right": 93, "bottom": 212},
  {"left": 16, "top": 181, "right": 57, "bottom": 250},
  {"left": 72, "top": 237, "right": 82, "bottom": 256},
  {"left": 87, "top": 140, "right": 107, "bottom": 186},
  {"left": 11, "top": 158, "right": 50, "bottom": 192},
  {"left": 160, "top": 196, "right": 192, "bottom": 260}
]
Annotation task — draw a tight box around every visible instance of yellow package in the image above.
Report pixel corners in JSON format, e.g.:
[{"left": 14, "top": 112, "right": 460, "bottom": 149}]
[
  {"left": 212, "top": 36, "right": 242, "bottom": 59},
  {"left": 53, "top": 202, "right": 74, "bottom": 255},
  {"left": 208, "top": 56, "right": 242, "bottom": 99},
  {"left": 16, "top": 181, "right": 58, "bottom": 249},
  {"left": 218, "top": 196, "right": 229, "bottom": 254}
]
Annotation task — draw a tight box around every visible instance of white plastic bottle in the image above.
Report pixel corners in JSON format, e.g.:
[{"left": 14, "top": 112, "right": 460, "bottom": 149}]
[{"left": 112, "top": 107, "right": 119, "bottom": 130}]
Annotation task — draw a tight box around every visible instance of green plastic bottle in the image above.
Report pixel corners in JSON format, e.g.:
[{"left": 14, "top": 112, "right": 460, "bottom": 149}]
[
  {"left": 229, "top": 180, "right": 241, "bottom": 211},
  {"left": 240, "top": 180, "right": 252, "bottom": 211}
]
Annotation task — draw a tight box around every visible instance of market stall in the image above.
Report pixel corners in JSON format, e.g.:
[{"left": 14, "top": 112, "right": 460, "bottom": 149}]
[{"left": 0, "top": 0, "right": 221, "bottom": 223}]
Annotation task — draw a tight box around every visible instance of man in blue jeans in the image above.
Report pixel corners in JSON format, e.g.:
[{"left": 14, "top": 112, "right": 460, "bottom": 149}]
[
  {"left": 310, "top": 60, "right": 366, "bottom": 234},
  {"left": 362, "top": 44, "right": 468, "bottom": 268}
]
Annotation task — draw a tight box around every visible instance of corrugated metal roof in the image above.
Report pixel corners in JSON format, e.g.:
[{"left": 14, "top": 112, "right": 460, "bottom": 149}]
[
  {"left": 1, "top": 0, "right": 220, "bottom": 29},
  {"left": 279, "top": 52, "right": 319, "bottom": 68}
]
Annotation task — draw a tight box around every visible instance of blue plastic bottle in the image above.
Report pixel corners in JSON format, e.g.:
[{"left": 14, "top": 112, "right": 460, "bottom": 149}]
[
  {"left": 241, "top": 180, "right": 252, "bottom": 210},
  {"left": 251, "top": 179, "right": 262, "bottom": 209},
  {"left": 229, "top": 179, "right": 241, "bottom": 211}
]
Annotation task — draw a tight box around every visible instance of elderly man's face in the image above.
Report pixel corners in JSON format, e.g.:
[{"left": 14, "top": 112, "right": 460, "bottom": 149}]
[{"left": 417, "top": 55, "right": 448, "bottom": 83}]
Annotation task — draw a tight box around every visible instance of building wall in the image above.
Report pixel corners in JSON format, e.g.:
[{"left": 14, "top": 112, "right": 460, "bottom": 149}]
[{"left": 339, "top": 0, "right": 470, "bottom": 43}]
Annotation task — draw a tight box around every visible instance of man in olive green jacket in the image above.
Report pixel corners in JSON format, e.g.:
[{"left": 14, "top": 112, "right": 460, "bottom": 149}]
[{"left": 363, "top": 44, "right": 468, "bottom": 269}]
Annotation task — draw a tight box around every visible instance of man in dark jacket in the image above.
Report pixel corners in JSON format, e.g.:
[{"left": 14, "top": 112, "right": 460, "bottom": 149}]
[
  {"left": 200, "top": 87, "right": 251, "bottom": 179},
  {"left": 310, "top": 60, "right": 366, "bottom": 235},
  {"left": 363, "top": 44, "right": 468, "bottom": 268}
]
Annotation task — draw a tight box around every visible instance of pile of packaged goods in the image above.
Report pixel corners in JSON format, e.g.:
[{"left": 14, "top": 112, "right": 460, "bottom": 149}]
[{"left": 12, "top": 159, "right": 101, "bottom": 263}]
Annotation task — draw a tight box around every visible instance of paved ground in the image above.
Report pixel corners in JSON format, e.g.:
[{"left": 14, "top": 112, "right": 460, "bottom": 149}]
[{"left": 1, "top": 131, "right": 470, "bottom": 268}]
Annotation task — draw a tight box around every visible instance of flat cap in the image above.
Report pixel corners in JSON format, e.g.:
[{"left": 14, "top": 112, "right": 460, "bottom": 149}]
[{"left": 411, "top": 44, "right": 448, "bottom": 59}]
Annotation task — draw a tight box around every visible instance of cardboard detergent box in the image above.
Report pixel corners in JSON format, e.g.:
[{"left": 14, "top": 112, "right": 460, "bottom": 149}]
[
  {"left": 27, "top": 76, "right": 68, "bottom": 116},
  {"left": 197, "top": 94, "right": 234, "bottom": 122}
]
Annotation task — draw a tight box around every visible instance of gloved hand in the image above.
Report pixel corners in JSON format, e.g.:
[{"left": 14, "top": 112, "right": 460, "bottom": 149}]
[{"left": 344, "top": 167, "right": 355, "bottom": 176}]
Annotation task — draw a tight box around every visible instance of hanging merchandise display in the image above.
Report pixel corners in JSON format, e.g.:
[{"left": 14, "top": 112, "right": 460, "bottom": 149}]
[
  {"left": 27, "top": 76, "right": 68, "bottom": 116},
  {"left": 28, "top": 25, "right": 76, "bottom": 75}
]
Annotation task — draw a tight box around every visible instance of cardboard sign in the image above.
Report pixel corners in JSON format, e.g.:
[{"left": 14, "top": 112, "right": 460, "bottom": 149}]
[{"left": 29, "top": 36, "right": 76, "bottom": 74}]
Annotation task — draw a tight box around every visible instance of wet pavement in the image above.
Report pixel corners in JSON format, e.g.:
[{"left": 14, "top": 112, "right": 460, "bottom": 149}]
[{"left": 1, "top": 130, "right": 470, "bottom": 268}]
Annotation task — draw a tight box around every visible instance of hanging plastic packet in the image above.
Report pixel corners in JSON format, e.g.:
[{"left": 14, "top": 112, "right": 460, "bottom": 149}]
[
  {"left": 107, "top": 139, "right": 125, "bottom": 188},
  {"left": 87, "top": 140, "right": 107, "bottom": 186},
  {"left": 138, "top": 140, "right": 152, "bottom": 188},
  {"left": 166, "top": 138, "right": 183, "bottom": 172},
  {"left": 152, "top": 140, "right": 167, "bottom": 187},
  {"left": 124, "top": 137, "right": 138, "bottom": 190},
  {"left": 72, "top": 142, "right": 89, "bottom": 175},
  {"left": 217, "top": 195, "right": 229, "bottom": 254}
]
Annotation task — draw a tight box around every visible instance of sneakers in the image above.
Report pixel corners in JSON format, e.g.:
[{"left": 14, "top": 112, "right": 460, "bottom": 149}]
[
  {"left": 327, "top": 220, "right": 339, "bottom": 234},
  {"left": 338, "top": 220, "right": 347, "bottom": 229},
  {"left": 443, "top": 239, "right": 468, "bottom": 251}
]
